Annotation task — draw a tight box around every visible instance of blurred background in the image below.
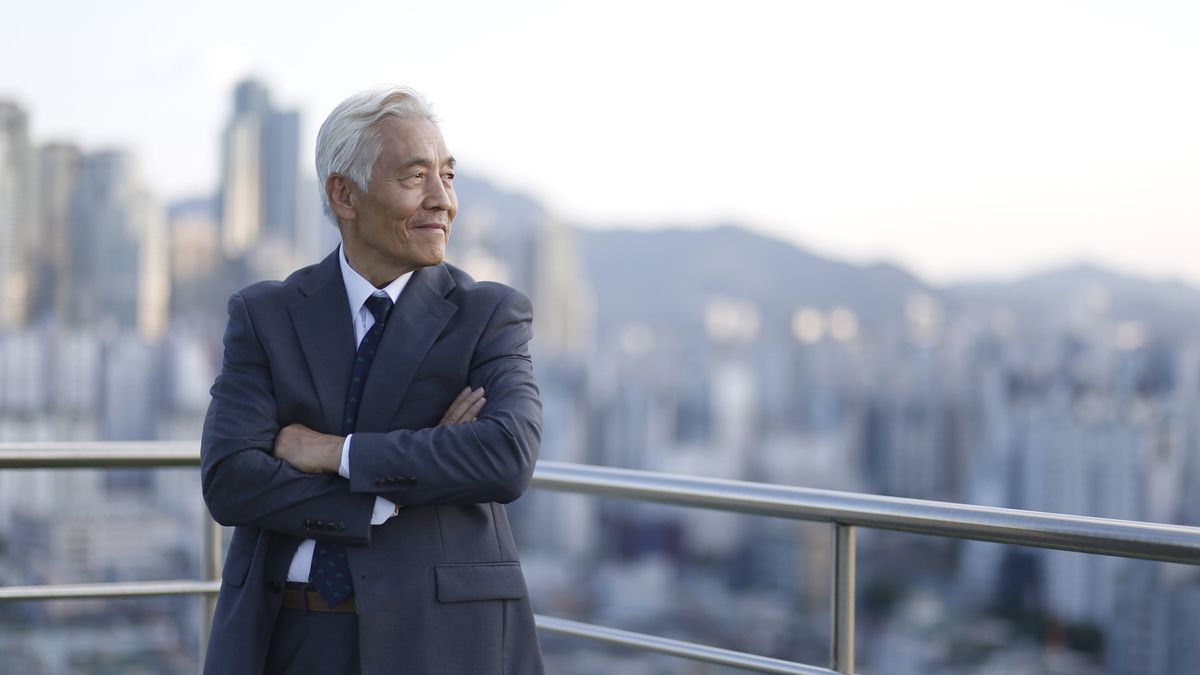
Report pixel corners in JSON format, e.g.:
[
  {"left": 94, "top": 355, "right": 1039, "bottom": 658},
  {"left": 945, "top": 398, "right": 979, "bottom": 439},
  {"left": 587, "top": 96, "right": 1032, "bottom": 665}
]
[{"left": 1, "top": 1, "right": 1199, "bottom": 673}]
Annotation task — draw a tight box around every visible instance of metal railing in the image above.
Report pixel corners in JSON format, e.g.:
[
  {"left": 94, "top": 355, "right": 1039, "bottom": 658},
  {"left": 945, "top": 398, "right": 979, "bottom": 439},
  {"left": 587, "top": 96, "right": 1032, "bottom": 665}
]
[{"left": 5, "top": 444, "right": 1200, "bottom": 674}]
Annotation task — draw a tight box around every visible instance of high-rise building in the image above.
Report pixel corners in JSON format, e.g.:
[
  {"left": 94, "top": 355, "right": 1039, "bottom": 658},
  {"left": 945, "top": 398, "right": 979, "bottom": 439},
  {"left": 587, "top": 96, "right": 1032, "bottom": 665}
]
[
  {"left": 218, "top": 79, "right": 300, "bottom": 275},
  {"left": 263, "top": 108, "right": 299, "bottom": 242},
  {"left": 0, "top": 101, "right": 33, "bottom": 328},
  {"left": 137, "top": 194, "right": 170, "bottom": 340},
  {"left": 32, "top": 142, "right": 82, "bottom": 320},
  {"left": 71, "top": 150, "right": 169, "bottom": 338},
  {"left": 219, "top": 81, "right": 266, "bottom": 257},
  {"left": 167, "top": 197, "right": 222, "bottom": 314},
  {"left": 296, "top": 174, "right": 338, "bottom": 264}
]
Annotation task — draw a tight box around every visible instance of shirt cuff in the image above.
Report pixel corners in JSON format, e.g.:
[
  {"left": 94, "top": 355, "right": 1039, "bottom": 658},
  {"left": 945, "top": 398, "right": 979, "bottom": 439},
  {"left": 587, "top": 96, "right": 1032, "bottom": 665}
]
[
  {"left": 345, "top": 434, "right": 399, "bottom": 524},
  {"left": 371, "top": 497, "right": 399, "bottom": 525},
  {"left": 339, "top": 434, "right": 352, "bottom": 479}
]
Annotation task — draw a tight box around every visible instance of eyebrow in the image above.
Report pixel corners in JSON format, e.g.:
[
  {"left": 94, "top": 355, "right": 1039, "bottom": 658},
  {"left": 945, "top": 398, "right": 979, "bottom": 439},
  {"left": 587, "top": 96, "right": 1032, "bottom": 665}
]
[{"left": 396, "top": 155, "right": 456, "bottom": 171}]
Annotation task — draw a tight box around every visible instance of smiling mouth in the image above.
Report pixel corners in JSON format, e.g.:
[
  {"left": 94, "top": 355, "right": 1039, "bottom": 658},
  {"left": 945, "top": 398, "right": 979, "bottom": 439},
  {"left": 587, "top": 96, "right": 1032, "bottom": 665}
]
[{"left": 413, "top": 223, "right": 446, "bottom": 232}]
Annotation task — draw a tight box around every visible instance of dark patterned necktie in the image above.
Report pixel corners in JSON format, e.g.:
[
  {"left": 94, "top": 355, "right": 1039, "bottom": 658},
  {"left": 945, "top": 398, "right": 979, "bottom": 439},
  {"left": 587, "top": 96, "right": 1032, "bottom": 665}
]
[{"left": 311, "top": 293, "right": 394, "bottom": 606}]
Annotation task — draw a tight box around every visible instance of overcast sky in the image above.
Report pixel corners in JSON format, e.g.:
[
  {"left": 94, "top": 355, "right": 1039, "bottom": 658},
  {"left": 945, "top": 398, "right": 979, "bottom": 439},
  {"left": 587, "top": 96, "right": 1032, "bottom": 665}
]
[{"left": 2, "top": 0, "right": 1197, "bottom": 285}]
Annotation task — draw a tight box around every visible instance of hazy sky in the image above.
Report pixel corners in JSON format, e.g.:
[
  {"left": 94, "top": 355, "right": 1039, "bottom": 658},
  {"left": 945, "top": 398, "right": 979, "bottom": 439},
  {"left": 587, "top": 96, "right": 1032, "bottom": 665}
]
[{"left": 2, "top": 0, "right": 1197, "bottom": 284}]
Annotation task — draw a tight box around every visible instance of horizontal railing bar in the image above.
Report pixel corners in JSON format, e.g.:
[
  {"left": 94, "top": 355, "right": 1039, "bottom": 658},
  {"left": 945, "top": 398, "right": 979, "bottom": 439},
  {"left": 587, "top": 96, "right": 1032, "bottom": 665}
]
[
  {"left": 535, "top": 615, "right": 841, "bottom": 675},
  {"left": 0, "top": 442, "right": 199, "bottom": 468},
  {"left": 533, "top": 462, "right": 1200, "bottom": 565},
  {"left": 0, "top": 582, "right": 840, "bottom": 675},
  {"left": 4, "top": 444, "right": 1200, "bottom": 565},
  {"left": 0, "top": 579, "right": 221, "bottom": 602}
]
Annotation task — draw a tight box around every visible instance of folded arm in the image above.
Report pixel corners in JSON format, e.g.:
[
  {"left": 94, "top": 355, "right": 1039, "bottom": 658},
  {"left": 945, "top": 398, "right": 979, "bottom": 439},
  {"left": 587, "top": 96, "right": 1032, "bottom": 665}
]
[
  {"left": 200, "top": 292, "right": 375, "bottom": 545},
  {"left": 346, "top": 289, "right": 541, "bottom": 506}
]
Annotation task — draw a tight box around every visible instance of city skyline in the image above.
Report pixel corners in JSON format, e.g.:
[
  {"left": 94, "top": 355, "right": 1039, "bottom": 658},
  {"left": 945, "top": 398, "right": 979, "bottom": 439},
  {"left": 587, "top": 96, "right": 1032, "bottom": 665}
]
[
  {"left": 4, "top": 74, "right": 1200, "bottom": 673},
  {"left": 2, "top": 1, "right": 1198, "bottom": 286}
]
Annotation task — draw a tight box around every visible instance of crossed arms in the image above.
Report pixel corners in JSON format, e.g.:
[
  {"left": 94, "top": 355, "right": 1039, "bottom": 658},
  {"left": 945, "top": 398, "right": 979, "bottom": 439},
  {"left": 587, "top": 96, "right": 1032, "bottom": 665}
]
[
  {"left": 200, "top": 288, "right": 541, "bottom": 546},
  {"left": 270, "top": 386, "right": 487, "bottom": 474}
]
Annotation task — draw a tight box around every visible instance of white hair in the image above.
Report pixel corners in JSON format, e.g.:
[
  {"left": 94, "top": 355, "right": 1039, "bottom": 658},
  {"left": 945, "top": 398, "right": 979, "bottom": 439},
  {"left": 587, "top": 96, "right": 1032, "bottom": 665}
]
[{"left": 315, "top": 85, "right": 439, "bottom": 218}]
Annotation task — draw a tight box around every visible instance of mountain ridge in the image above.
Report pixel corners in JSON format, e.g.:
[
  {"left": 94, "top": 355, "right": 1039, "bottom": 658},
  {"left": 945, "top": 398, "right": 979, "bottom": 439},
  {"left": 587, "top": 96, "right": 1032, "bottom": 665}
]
[{"left": 573, "top": 223, "right": 1200, "bottom": 340}]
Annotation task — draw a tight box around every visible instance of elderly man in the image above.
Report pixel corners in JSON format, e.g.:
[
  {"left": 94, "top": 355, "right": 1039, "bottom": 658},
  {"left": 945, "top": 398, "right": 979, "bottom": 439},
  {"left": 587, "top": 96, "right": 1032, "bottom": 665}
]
[{"left": 200, "top": 86, "right": 544, "bottom": 674}]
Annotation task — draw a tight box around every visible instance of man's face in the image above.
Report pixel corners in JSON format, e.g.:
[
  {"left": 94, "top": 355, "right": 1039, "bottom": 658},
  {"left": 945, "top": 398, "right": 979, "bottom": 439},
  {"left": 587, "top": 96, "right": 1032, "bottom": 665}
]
[{"left": 341, "top": 117, "right": 457, "bottom": 282}]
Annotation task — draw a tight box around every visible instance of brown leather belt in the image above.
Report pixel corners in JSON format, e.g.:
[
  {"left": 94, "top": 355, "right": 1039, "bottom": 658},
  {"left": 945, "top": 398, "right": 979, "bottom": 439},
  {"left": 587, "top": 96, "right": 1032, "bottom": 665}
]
[{"left": 282, "top": 583, "right": 357, "bottom": 613}]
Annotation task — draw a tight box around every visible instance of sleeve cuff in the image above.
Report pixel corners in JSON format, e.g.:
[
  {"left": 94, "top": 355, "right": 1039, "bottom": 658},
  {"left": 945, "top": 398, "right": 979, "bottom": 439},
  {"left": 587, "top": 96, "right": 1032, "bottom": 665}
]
[
  {"left": 371, "top": 497, "right": 399, "bottom": 525},
  {"left": 346, "top": 434, "right": 399, "bottom": 524},
  {"left": 339, "top": 434, "right": 352, "bottom": 479}
]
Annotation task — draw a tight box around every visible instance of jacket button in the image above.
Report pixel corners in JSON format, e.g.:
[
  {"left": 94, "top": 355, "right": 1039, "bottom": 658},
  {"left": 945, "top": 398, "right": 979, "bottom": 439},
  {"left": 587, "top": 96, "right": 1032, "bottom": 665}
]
[{"left": 268, "top": 581, "right": 282, "bottom": 593}]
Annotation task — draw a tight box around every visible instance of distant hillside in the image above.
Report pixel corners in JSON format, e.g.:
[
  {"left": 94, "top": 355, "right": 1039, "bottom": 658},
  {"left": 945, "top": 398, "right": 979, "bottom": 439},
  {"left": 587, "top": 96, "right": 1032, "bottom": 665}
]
[
  {"left": 575, "top": 225, "right": 934, "bottom": 339},
  {"left": 454, "top": 174, "right": 546, "bottom": 230},
  {"left": 449, "top": 174, "right": 1200, "bottom": 344},
  {"left": 573, "top": 224, "right": 1200, "bottom": 344},
  {"left": 947, "top": 263, "right": 1200, "bottom": 337}
]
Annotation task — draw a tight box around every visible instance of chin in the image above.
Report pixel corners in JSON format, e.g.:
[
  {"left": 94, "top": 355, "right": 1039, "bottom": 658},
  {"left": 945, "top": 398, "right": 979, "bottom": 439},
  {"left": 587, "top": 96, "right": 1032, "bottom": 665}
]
[{"left": 417, "top": 250, "right": 445, "bottom": 268}]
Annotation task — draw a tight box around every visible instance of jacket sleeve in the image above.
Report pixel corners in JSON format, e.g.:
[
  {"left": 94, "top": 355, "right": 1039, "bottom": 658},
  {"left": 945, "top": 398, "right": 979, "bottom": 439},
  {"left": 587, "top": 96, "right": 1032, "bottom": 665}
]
[
  {"left": 200, "top": 291, "right": 375, "bottom": 545},
  {"left": 346, "top": 288, "right": 541, "bottom": 505}
]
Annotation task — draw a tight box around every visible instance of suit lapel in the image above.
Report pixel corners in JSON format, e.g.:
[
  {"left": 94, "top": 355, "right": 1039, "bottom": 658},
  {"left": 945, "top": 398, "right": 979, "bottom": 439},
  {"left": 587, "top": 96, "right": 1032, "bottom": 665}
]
[
  {"left": 288, "top": 250, "right": 357, "bottom": 434},
  {"left": 357, "top": 263, "right": 458, "bottom": 432}
]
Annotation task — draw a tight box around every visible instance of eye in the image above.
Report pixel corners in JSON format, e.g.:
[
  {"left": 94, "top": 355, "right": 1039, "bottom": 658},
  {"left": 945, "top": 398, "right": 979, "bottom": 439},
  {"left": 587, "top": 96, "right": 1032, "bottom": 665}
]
[{"left": 444, "top": 172, "right": 455, "bottom": 181}]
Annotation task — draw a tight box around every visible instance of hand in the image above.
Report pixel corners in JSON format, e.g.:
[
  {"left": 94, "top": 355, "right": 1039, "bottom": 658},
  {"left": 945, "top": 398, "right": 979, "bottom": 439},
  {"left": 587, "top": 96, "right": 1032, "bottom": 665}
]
[
  {"left": 274, "top": 423, "right": 343, "bottom": 474},
  {"left": 439, "top": 387, "right": 485, "bottom": 426}
]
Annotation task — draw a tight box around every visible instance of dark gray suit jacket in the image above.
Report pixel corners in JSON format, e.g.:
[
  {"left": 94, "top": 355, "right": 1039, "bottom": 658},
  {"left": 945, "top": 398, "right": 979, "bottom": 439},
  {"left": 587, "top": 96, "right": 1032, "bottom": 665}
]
[{"left": 200, "top": 249, "right": 544, "bottom": 674}]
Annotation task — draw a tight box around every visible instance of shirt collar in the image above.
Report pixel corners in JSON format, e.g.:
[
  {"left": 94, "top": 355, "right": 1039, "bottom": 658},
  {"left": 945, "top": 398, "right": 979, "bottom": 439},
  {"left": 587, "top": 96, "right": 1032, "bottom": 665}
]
[{"left": 338, "top": 244, "right": 412, "bottom": 319}]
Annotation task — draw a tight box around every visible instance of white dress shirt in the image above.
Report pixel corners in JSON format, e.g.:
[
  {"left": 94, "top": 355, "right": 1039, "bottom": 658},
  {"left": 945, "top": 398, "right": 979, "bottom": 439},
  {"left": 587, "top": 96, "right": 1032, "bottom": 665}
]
[{"left": 286, "top": 245, "right": 413, "bottom": 583}]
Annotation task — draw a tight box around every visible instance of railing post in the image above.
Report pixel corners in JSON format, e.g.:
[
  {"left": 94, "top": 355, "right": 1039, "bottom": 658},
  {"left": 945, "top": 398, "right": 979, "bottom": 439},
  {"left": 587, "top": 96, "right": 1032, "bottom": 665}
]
[
  {"left": 200, "top": 515, "right": 222, "bottom": 670},
  {"left": 830, "top": 523, "right": 856, "bottom": 673}
]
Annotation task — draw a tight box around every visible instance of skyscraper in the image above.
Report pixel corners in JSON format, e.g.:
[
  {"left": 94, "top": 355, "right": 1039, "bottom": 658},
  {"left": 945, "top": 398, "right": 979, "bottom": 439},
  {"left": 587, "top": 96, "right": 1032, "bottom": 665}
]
[
  {"left": 32, "top": 142, "right": 82, "bottom": 320},
  {"left": 71, "top": 150, "right": 169, "bottom": 338},
  {"left": 0, "top": 101, "right": 32, "bottom": 328},
  {"left": 217, "top": 79, "right": 300, "bottom": 275},
  {"left": 262, "top": 107, "right": 299, "bottom": 243}
]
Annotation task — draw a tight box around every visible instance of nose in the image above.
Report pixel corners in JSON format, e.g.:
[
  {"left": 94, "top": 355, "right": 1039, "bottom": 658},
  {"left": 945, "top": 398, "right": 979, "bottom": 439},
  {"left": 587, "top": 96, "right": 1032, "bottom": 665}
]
[{"left": 423, "top": 175, "right": 453, "bottom": 212}]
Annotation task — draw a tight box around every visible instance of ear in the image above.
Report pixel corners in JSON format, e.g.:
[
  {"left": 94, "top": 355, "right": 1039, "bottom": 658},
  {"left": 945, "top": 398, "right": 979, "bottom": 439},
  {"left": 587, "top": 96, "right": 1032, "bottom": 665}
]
[{"left": 326, "top": 174, "right": 357, "bottom": 222}]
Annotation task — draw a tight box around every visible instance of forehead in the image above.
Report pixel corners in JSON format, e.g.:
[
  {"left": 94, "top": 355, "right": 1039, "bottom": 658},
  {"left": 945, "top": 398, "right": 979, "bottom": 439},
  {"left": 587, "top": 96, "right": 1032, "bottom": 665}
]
[{"left": 374, "top": 117, "right": 450, "bottom": 167}]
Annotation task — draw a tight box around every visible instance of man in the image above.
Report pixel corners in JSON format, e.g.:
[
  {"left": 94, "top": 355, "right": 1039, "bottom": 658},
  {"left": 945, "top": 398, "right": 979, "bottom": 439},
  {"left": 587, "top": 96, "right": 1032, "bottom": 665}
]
[{"left": 200, "top": 85, "right": 544, "bottom": 674}]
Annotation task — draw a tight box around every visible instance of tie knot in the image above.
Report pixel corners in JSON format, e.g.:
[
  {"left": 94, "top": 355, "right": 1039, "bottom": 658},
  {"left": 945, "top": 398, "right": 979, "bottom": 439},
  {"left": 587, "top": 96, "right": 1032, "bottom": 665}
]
[{"left": 364, "top": 294, "right": 393, "bottom": 324}]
